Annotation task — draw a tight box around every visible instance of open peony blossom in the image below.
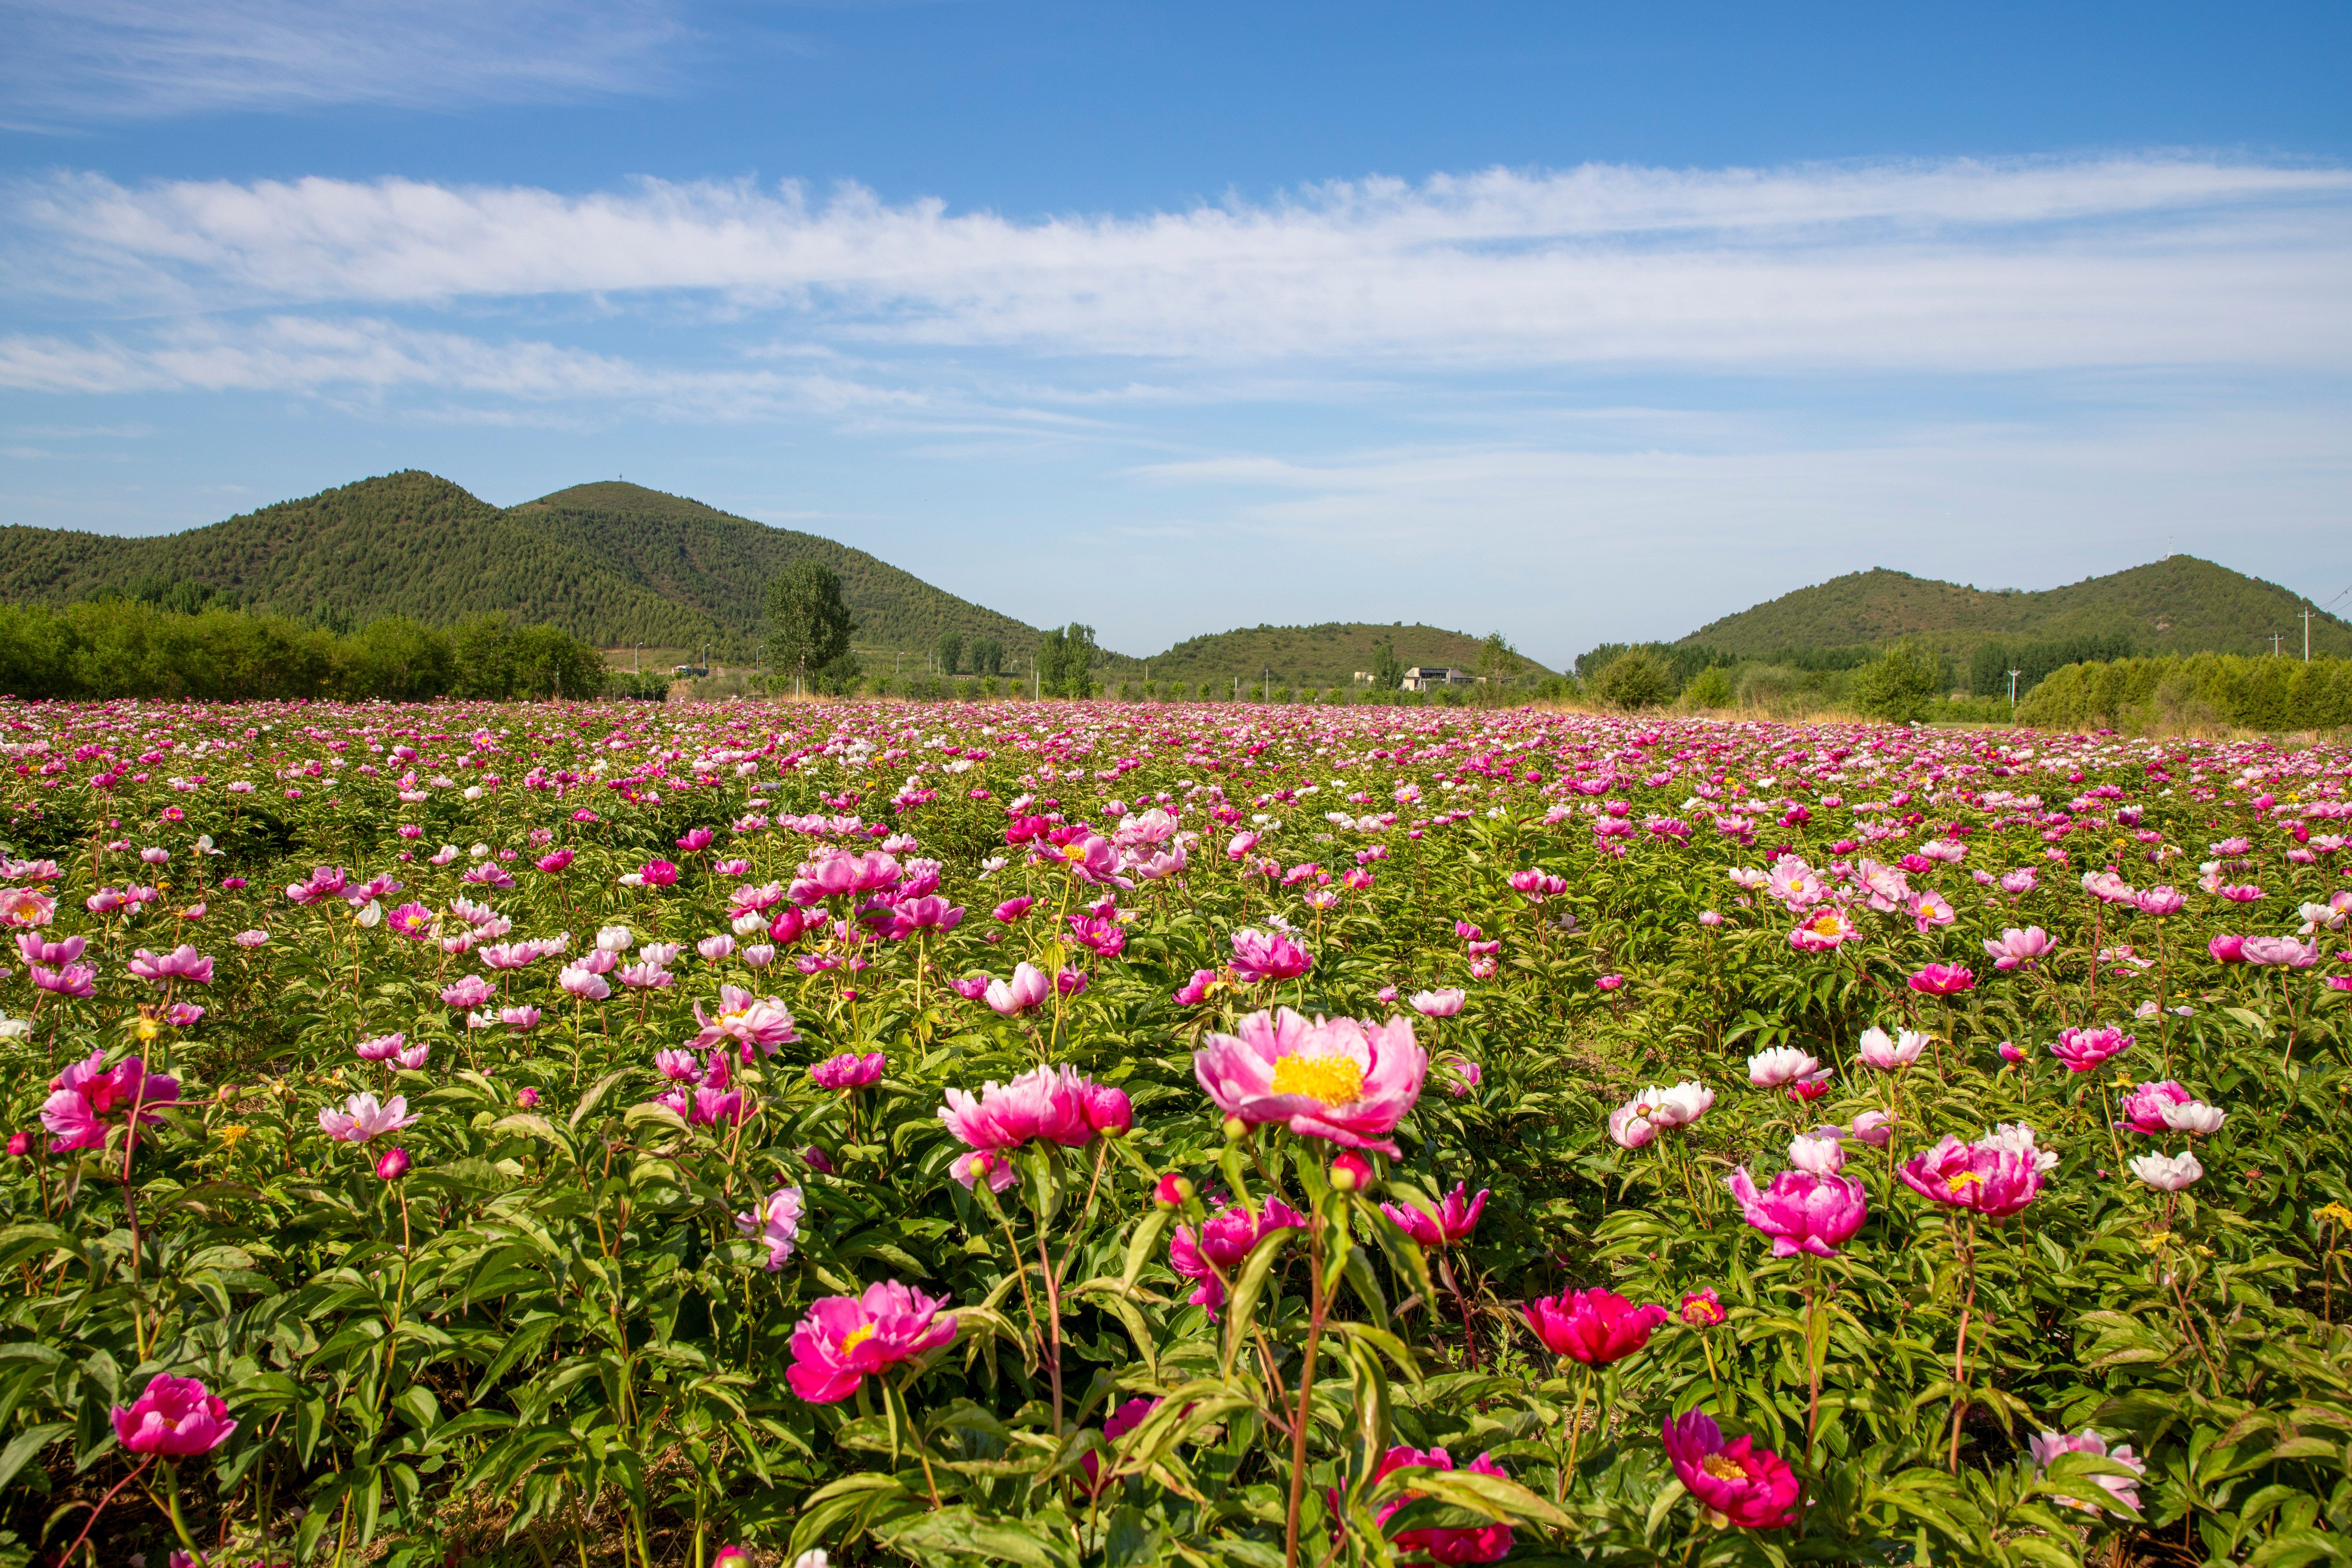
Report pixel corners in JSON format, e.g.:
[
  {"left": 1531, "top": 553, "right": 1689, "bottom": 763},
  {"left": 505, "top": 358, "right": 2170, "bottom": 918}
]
[
  {"left": 1194, "top": 1007, "right": 1426, "bottom": 1156},
  {"left": 691, "top": 986, "right": 798, "bottom": 1054},
  {"left": 2128, "top": 1150, "right": 2204, "bottom": 1191},
  {"left": 1855, "top": 1026, "right": 1926, "bottom": 1071},
  {"left": 1663, "top": 1409, "right": 1799, "bottom": 1529},
  {"left": 1898, "top": 1132, "right": 2046, "bottom": 1218},
  {"left": 2049, "top": 1025, "right": 2134, "bottom": 1072},
  {"left": 810, "top": 1052, "right": 886, "bottom": 1090},
  {"left": 1727, "top": 1167, "right": 1866, "bottom": 1258},
  {"left": 2120, "top": 1080, "right": 2194, "bottom": 1133},
  {"left": 785, "top": 1280, "right": 956, "bottom": 1402},
  {"left": 112, "top": 1374, "right": 236, "bottom": 1455},
  {"left": 1409, "top": 988, "right": 1466, "bottom": 1017},
  {"left": 1522, "top": 1287, "right": 1668, "bottom": 1365},
  {"left": 41, "top": 1052, "right": 179, "bottom": 1152},
  {"left": 1982, "top": 926, "right": 2055, "bottom": 970},
  {"left": 2029, "top": 1428, "right": 2147, "bottom": 1513},
  {"left": 318, "top": 1092, "right": 419, "bottom": 1142},
  {"left": 1228, "top": 927, "right": 1313, "bottom": 984},
  {"left": 1745, "top": 1047, "right": 1820, "bottom": 1088}
]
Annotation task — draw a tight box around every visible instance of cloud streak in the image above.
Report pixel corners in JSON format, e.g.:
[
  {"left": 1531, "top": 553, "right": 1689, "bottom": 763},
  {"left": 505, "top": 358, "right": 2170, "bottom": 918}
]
[
  {"left": 11, "top": 157, "right": 2351, "bottom": 373},
  {"left": 0, "top": 0, "right": 682, "bottom": 123}
]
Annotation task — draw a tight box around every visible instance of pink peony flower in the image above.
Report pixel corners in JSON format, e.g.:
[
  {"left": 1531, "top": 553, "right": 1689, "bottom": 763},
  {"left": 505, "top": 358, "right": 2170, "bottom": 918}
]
[
  {"left": 1172, "top": 968, "right": 1219, "bottom": 1006},
  {"left": 41, "top": 1052, "right": 179, "bottom": 1152},
  {"left": 690, "top": 986, "right": 799, "bottom": 1054},
  {"left": 2029, "top": 1429, "right": 2146, "bottom": 1514},
  {"left": 1352, "top": 1447, "right": 1516, "bottom": 1564},
  {"left": 1082, "top": 1396, "right": 1161, "bottom": 1491},
  {"left": 1522, "top": 1288, "right": 1668, "bottom": 1365},
  {"left": 1662, "top": 1409, "right": 1799, "bottom": 1529},
  {"left": 128, "top": 945, "right": 213, "bottom": 986},
  {"left": 1678, "top": 1287, "right": 1727, "bottom": 1327},
  {"left": 374, "top": 1147, "right": 410, "bottom": 1180},
  {"left": 1169, "top": 1196, "right": 1307, "bottom": 1312},
  {"left": 810, "top": 1052, "right": 886, "bottom": 1090},
  {"left": 1379, "top": 1182, "right": 1487, "bottom": 1247},
  {"left": 938, "top": 1065, "right": 1127, "bottom": 1155},
  {"left": 1726, "top": 1167, "right": 1867, "bottom": 1258},
  {"left": 1409, "top": 988, "right": 1466, "bottom": 1017},
  {"left": 112, "top": 1374, "right": 236, "bottom": 1455},
  {"left": 317, "top": 1092, "right": 418, "bottom": 1142},
  {"left": 440, "top": 974, "right": 495, "bottom": 1010},
  {"left": 785, "top": 1280, "right": 957, "bottom": 1402},
  {"left": 985, "top": 961, "right": 1053, "bottom": 1015},
  {"left": 1898, "top": 1133, "right": 2046, "bottom": 1218},
  {"left": 735, "top": 1184, "right": 806, "bottom": 1270},
  {"left": 1982, "top": 926, "right": 2054, "bottom": 971},
  {"left": 1194, "top": 1007, "right": 1426, "bottom": 1157},
  {"left": 1907, "top": 963, "right": 1975, "bottom": 997},
  {"left": 2049, "top": 1025, "right": 2134, "bottom": 1072},
  {"left": 2209, "top": 934, "right": 2246, "bottom": 963},
  {"left": 1228, "top": 927, "right": 1313, "bottom": 984},
  {"left": 2120, "top": 1080, "right": 2194, "bottom": 1134}
]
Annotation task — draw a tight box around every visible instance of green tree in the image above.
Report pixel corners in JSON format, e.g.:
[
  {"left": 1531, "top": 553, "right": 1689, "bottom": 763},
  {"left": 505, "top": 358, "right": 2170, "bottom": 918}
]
[
  {"left": 1369, "top": 640, "right": 1404, "bottom": 692},
  {"left": 936, "top": 630, "right": 963, "bottom": 677},
  {"left": 765, "top": 562, "right": 858, "bottom": 693},
  {"left": 1852, "top": 638, "right": 1945, "bottom": 722},
  {"left": 1037, "top": 623, "right": 1099, "bottom": 698},
  {"left": 1682, "top": 664, "right": 1736, "bottom": 710},
  {"left": 1476, "top": 631, "right": 1524, "bottom": 703},
  {"left": 1592, "top": 648, "right": 1673, "bottom": 710},
  {"left": 969, "top": 637, "right": 1005, "bottom": 677}
]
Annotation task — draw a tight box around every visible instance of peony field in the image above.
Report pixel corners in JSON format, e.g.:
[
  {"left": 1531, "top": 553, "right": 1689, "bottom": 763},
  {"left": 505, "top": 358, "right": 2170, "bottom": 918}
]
[{"left": 4, "top": 695, "right": 2351, "bottom": 1568}]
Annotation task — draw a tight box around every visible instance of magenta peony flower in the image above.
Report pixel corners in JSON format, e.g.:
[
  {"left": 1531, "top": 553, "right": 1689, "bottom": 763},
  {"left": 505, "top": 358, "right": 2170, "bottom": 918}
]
[
  {"left": 1662, "top": 1409, "right": 1799, "bottom": 1529},
  {"left": 1172, "top": 967, "right": 1219, "bottom": 1006},
  {"left": 1379, "top": 1182, "right": 1487, "bottom": 1247},
  {"left": 1194, "top": 1007, "right": 1426, "bottom": 1157},
  {"left": 1907, "top": 963, "right": 1975, "bottom": 997},
  {"left": 735, "top": 1184, "right": 805, "bottom": 1270},
  {"left": 1082, "top": 1396, "right": 1161, "bottom": 1491},
  {"left": 640, "top": 859, "right": 681, "bottom": 887},
  {"left": 374, "top": 1147, "right": 410, "bottom": 1181},
  {"left": 440, "top": 974, "right": 495, "bottom": 1010},
  {"left": 112, "top": 1374, "right": 236, "bottom": 1456},
  {"left": 1522, "top": 1287, "right": 1669, "bottom": 1365},
  {"left": 1169, "top": 1196, "right": 1306, "bottom": 1312},
  {"left": 1354, "top": 1447, "right": 1517, "bottom": 1564},
  {"left": 785, "top": 1280, "right": 956, "bottom": 1402},
  {"left": 1228, "top": 927, "right": 1313, "bottom": 984},
  {"left": 41, "top": 1051, "right": 179, "bottom": 1152},
  {"left": 810, "top": 1052, "right": 886, "bottom": 1090},
  {"left": 1898, "top": 1133, "right": 2046, "bottom": 1218},
  {"left": 1726, "top": 1167, "right": 1866, "bottom": 1258},
  {"left": 1678, "top": 1287, "right": 1727, "bottom": 1327},
  {"left": 128, "top": 945, "right": 213, "bottom": 986},
  {"left": 2209, "top": 934, "right": 2246, "bottom": 963},
  {"left": 2120, "top": 1080, "right": 2194, "bottom": 1133},
  {"left": 2049, "top": 1025, "right": 2134, "bottom": 1072}
]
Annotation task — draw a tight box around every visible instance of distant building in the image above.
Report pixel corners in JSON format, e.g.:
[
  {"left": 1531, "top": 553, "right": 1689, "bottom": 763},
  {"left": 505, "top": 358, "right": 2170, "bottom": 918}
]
[
  {"left": 672, "top": 664, "right": 710, "bottom": 678},
  {"left": 1400, "top": 665, "right": 1475, "bottom": 691}
]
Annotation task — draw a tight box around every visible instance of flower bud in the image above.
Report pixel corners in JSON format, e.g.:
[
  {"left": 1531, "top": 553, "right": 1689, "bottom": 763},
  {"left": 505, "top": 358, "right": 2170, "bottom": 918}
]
[
  {"left": 1328, "top": 1152, "right": 1372, "bottom": 1191},
  {"left": 6, "top": 1130, "right": 30, "bottom": 1158},
  {"left": 712, "top": 1547, "right": 753, "bottom": 1568},
  {"left": 1152, "top": 1172, "right": 1194, "bottom": 1210},
  {"left": 374, "top": 1147, "right": 410, "bottom": 1181},
  {"left": 515, "top": 1087, "right": 541, "bottom": 1108},
  {"left": 1222, "top": 1115, "right": 1247, "bottom": 1143}
]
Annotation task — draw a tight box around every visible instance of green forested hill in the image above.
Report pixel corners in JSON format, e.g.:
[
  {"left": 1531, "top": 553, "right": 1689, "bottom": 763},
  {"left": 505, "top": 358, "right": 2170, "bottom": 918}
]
[
  {"left": 1125, "top": 622, "right": 1555, "bottom": 690},
  {"left": 0, "top": 472, "right": 1044, "bottom": 660},
  {"left": 513, "top": 482, "right": 1039, "bottom": 659},
  {"left": 1681, "top": 558, "right": 2352, "bottom": 659}
]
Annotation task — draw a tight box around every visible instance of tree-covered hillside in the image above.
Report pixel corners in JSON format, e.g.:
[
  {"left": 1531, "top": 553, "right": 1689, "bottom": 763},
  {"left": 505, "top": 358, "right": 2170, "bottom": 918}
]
[
  {"left": 1127, "top": 622, "right": 1555, "bottom": 691},
  {"left": 1680, "top": 558, "right": 2352, "bottom": 659},
  {"left": 515, "top": 482, "right": 1040, "bottom": 660},
  {"left": 0, "top": 473, "right": 1046, "bottom": 661}
]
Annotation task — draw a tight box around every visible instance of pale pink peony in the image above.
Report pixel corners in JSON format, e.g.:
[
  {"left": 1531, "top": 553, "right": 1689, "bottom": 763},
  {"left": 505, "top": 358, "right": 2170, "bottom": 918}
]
[{"left": 1193, "top": 1007, "right": 1426, "bottom": 1157}]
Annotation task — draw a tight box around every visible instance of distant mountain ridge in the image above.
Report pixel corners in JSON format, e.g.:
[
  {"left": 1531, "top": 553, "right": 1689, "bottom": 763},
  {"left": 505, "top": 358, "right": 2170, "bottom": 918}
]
[
  {"left": 0, "top": 472, "right": 1042, "bottom": 662},
  {"left": 1680, "top": 558, "right": 2352, "bottom": 660}
]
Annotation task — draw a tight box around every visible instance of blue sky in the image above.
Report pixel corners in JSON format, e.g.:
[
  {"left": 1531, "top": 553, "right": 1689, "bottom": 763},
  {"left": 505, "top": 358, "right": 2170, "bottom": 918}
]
[{"left": 3, "top": 0, "right": 2349, "bottom": 665}]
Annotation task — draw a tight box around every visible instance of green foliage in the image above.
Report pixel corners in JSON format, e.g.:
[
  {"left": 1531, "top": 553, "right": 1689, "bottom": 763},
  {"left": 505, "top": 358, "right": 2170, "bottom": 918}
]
[
  {"left": 1967, "top": 632, "right": 2139, "bottom": 699},
  {"left": 936, "top": 631, "right": 963, "bottom": 677},
  {"left": 1682, "top": 557, "right": 2352, "bottom": 660},
  {"left": 0, "top": 600, "right": 603, "bottom": 701},
  {"left": 968, "top": 637, "right": 1006, "bottom": 678},
  {"left": 1140, "top": 622, "right": 1554, "bottom": 694},
  {"left": 765, "top": 562, "right": 859, "bottom": 688},
  {"left": 2018, "top": 651, "right": 2352, "bottom": 731},
  {"left": 1680, "top": 664, "right": 1736, "bottom": 709},
  {"left": 1369, "top": 640, "right": 1403, "bottom": 693},
  {"left": 1850, "top": 637, "right": 1946, "bottom": 721},
  {"left": 1590, "top": 648, "right": 1673, "bottom": 710}
]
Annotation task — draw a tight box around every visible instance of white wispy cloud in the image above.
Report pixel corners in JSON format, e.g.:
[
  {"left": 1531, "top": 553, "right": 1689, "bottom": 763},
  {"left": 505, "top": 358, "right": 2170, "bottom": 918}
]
[
  {"left": 12, "top": 157, "right": 2350, "bottom": 372},
  {"left": 0, "top": 0, "right": 683, "bottom": 124}
]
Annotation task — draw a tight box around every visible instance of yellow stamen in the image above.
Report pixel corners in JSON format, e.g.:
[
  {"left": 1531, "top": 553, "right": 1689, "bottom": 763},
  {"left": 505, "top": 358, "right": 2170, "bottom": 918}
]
[
  {"left": 1701, "top": 1454, "right": 1746, "bottom": 1482},
  {"left": 1269, "top": 1053, "right": 1365, "bottom": 1106},
  {"left": 840, "top": 1324, "right": 877, "bottom": 1354},
  {"left": 1947, "top": 1171, "right": 1983, "bottom": 1193}
]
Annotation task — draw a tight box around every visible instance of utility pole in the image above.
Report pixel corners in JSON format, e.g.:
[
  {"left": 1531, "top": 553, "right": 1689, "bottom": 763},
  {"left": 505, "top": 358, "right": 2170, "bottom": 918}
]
[
  {"left": 633, "top": 644, "right": 640, "bottom": 675},
  {"left": 2272, "top": 633, "right": 2284, "bottom": 657},
  {"left": 2007, "top": 668, "right": 2021, "bottom": 718},
  {"left": 2306, "top": 608, "right": 2315, "bottom": 662}
]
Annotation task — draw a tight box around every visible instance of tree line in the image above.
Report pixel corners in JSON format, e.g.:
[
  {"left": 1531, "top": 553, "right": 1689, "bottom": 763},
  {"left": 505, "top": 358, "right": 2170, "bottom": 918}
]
[{"left": 0, "top": 599, "right": 613, "bottom": 703}]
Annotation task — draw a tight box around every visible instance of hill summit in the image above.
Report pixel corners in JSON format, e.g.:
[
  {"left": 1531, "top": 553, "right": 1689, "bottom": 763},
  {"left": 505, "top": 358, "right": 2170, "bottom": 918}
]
[{"left": 1681, "top": 557, "right": 2352, "bottom": 659}]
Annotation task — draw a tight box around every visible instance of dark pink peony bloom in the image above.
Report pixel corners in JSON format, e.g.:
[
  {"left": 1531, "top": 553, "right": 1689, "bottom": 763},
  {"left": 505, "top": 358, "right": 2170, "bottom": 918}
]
[
  {"left": 1380, "top": 1182, "right": 1487, "bottom": 1247},
  {"left": 1521, "top": 1287, "right": 1668, "bottom": 1365},
  {"left": 1662, "top": 1409, "right": 1798, "bottom": 1529},
  {"left": 1169, "top": 1196, "right": 1306, "bottom": 1313},
  {"left": 112, "top": 1374, "right": 236, "bottom": 1456},
  {"left": 1726, "top": 1167, "right": 1866, "bottom": 1258},
  {"left": 785, "top": 1280, "right": 957, "bottom": 1402}
]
